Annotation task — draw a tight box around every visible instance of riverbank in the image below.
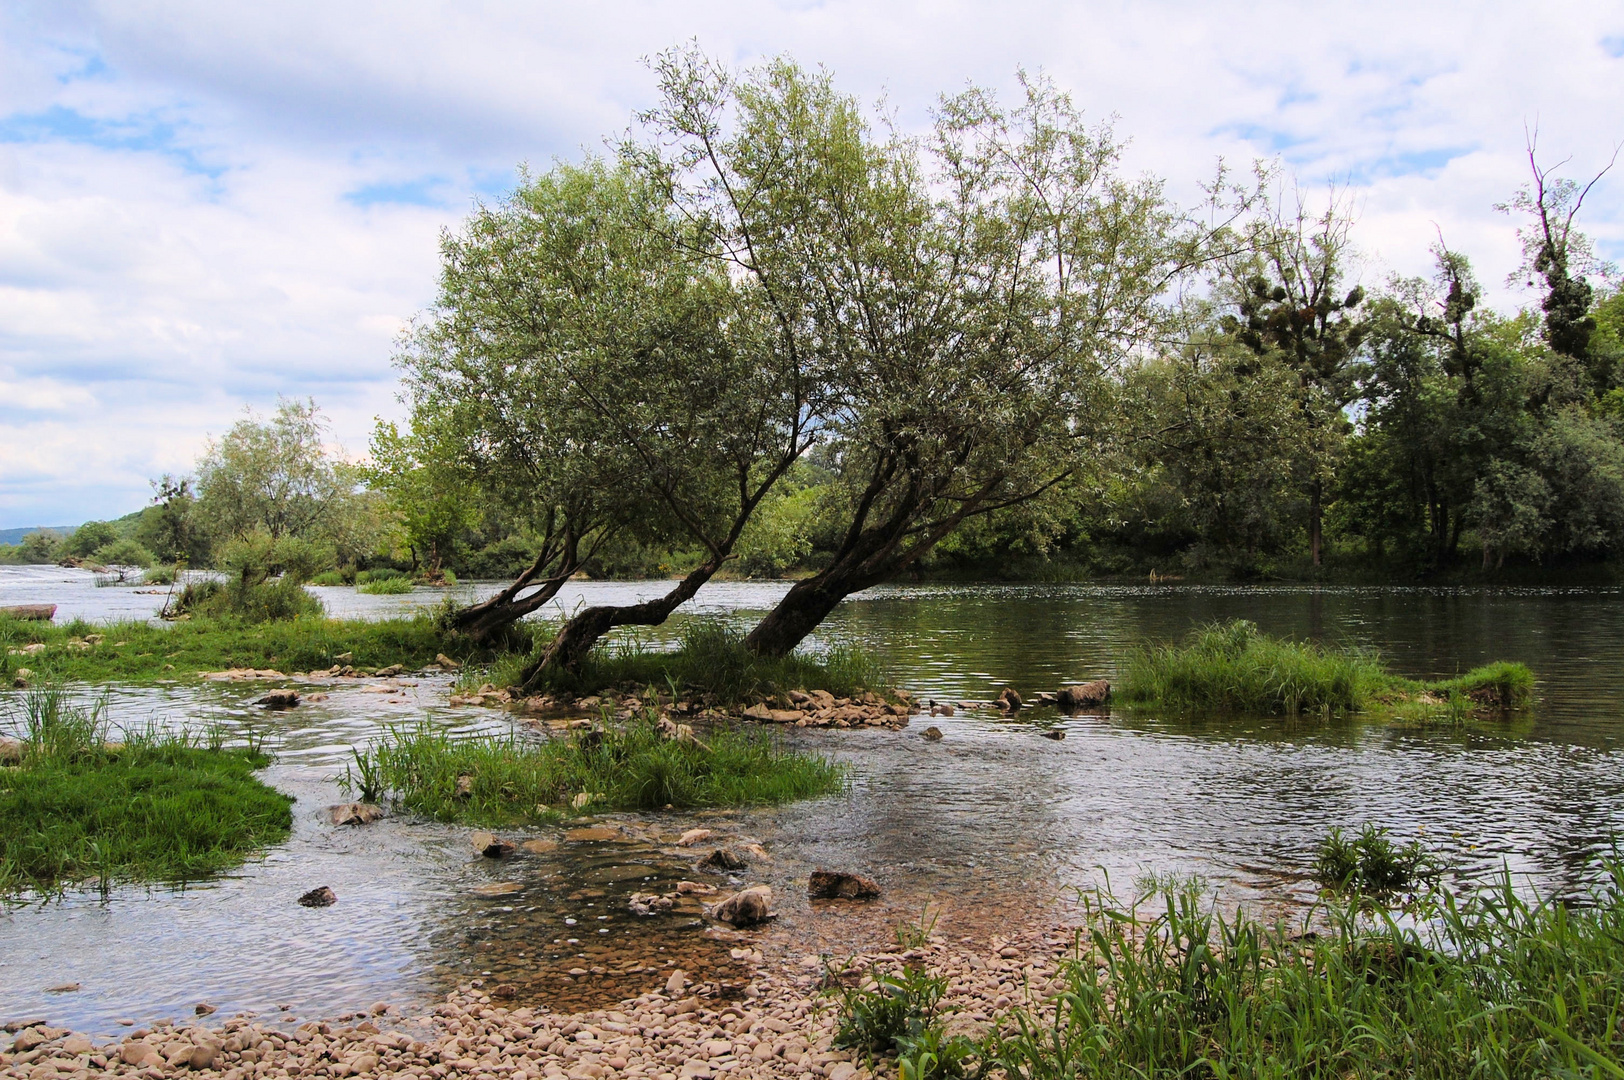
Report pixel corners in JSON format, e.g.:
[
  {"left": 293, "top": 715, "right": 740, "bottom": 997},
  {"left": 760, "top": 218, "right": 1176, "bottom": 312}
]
[
  {"left": 9, "top": 855, "right": 1624, "bottom": 1079},
  {"left": 0, "top": 920, "right": 1076, "bottom": 1080}
]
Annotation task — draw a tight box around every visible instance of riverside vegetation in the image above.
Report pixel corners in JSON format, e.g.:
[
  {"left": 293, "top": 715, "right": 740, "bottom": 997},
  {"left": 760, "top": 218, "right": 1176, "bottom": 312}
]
[
  {"left": 0, "top": 691, "right": 292, "bottom": 895},
  {"left": 346, "top": 713, "right": 846, "bottom": 826},
  {"left": 1120, "top": 620, "right": 1533, "bottom": 719}
]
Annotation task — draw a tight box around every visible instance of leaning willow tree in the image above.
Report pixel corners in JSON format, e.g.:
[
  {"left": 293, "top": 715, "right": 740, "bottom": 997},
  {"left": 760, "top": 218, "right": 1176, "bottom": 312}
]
[{"left": 401, "top": 46, "right": 1250, "bottom": 669}]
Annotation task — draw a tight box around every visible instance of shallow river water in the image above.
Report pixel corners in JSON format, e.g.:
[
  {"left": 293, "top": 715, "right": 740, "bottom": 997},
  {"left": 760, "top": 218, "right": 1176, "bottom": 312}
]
[{"left": 3, "top": 567, "right": 1624, "bottom": 1034}]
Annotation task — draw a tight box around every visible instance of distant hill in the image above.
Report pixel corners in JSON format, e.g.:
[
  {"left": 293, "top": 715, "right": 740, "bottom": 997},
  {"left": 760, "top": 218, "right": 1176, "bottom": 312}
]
[{"left": 0, "top": 526, "right": 74, "bottom": 545}]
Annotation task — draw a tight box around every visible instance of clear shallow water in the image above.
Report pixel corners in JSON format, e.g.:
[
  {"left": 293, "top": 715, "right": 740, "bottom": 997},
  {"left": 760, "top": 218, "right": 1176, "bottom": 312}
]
[{"left": 4, "top": 567, "right": 1624, "bottom": 1032}]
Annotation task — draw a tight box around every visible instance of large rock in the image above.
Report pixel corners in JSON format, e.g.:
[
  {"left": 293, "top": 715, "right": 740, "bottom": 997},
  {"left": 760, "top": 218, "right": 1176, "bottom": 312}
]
[
  {"left": 0, "top": 738, "right": 21, "bottom": 764},
  {"left": 708, "top": 885, "right": 774, "bottom": 927},
  {"left": 808, "top": 870, "right": 881, "bottom": 900},
  {"left": 0, "top": 604, "right": 55, "bottom": 621},
  {"left": 254, "top": 689, "right": 301, "bottom": 710},
  {"left": 297, "top": 886, "right": 337, "bottom": 907},
  {"left": 998, "top": 687, "right": 1023, "bottom": 713},
  {"left": 1056, "top": 680, "right": 1111, "bottom": 712}
]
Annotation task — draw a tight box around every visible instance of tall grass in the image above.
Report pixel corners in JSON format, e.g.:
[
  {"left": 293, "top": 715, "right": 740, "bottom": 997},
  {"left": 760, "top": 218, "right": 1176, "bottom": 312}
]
[
  {"left": 350, "top": 712, "right": 847, "bottom": 825},
  {"left": 0, "top": 690, "right": 292, "bottom": 894},
  {"left": 984, "top": 859, "right": 1624, "bottom": 1079},
  {"left": 530, "top": 621, "right": 886, "bottom": 704},
  {"left": 1121, "top": 619, "right": 1533, "bottom": 717}
]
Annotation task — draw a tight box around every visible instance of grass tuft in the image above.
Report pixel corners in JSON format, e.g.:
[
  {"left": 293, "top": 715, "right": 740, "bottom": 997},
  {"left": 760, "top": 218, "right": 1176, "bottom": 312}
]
[
  {"left": 1121, "top": 619, "right": 1533, "bottom": 718},
  {"left": 0, "top": 690, "right": 293, "bottom": 895},
  {"left": 1313, "top": 824, "right": 1435, "bottom": 894},
  {"left": 350, "top": 711, "right": 846, "bottom": 825}
]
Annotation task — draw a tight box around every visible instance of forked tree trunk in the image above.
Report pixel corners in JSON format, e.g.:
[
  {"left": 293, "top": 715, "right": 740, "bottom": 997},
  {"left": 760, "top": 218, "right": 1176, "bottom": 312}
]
[
  {"left": 447, "top": 547, "right": 579, "bottom": 645},
  {"left": 518, "top": 558, "right": 723, "bottom": 690}
]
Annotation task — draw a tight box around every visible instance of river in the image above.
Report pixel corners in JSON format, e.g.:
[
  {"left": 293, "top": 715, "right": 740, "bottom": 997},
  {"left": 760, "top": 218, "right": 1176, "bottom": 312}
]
[{"left": 3, "top": 567, "right": 1623, "bottom": 1033}]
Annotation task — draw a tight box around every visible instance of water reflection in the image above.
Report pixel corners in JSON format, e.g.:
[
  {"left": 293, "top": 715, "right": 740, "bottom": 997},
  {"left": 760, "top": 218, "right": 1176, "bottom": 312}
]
[{"left": 5, "top": 569, "right": 1624, "bottom": 1033}]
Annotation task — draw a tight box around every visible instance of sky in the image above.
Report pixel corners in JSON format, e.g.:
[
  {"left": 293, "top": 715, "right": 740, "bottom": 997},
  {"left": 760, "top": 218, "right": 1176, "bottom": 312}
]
[{"left": 1, "top": 1, "right": 1621, "bottom": 529}]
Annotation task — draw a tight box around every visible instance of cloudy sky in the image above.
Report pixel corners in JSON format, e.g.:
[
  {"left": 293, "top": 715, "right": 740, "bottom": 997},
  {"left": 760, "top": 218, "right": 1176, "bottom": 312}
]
[{"left": 1, "top": 1, "right": 1620, "bottom": 529}]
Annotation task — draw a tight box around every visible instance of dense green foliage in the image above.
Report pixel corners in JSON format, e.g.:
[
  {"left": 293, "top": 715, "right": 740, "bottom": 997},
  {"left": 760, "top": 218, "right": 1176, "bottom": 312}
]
[
  {"left": 351, "top": 714, "right": 845, "bottom": 825},
  {"left": 982, "top": 861, "right": 1624, "bottom": 1079},
  {"left": 0, "top": 612, "right": 472, "bottom": 685},
  {"left": 0, "top": 692, "right": 293, "bottom": 894},
  {"left": 1120, "top": 619, "right": 1533, "bottom": 717}
]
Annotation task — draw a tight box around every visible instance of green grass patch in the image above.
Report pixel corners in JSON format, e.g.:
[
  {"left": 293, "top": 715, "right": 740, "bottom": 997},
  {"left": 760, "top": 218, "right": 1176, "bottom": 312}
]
[
  {"left": 982, "top": 856, "right": 1624, "bottom": 1079},
  {"left": 357, "top": 576, "right": 414, "bottom": 595},
  {"left": 0, "top": 691, "right": 293, "bottom": 895},
  {"left": 525, "top": 621, "right": 888, "bottom": 706},
  {"left": 349, "top": 712, "right": 847, "bottom": 826},
  {"left": 1121, "top": 620, "right": 1533, "bottom": 718},
  {"left": 0, "top": 612, "right": 504, "bottom": 685}
]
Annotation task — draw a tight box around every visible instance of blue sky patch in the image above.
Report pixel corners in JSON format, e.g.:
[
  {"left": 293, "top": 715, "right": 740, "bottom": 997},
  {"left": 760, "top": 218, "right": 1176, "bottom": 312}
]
[
  {"left": 0, "top": 104, "right": 223, "bottom": 176},
  {"left": 344, "top": 176, "right": 452, "bottom": 207}
]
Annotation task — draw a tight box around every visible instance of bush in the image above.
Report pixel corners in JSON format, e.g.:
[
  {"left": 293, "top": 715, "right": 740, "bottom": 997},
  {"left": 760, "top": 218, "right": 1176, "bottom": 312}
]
[
  {"left": 93, "top": 538, "right": 155, "bottom": 569},
  {"left": 141, "top": 564, "right": 178, "bottom": 585},
  {"left": 355, "top": 567, "right": 407, "bottom": 585},
  {"left": 171, "top": 532, "right": 325, "bottom": 622}
]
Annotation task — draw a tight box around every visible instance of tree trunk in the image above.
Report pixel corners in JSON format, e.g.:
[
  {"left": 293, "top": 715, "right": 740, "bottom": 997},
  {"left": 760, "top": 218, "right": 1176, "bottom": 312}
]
[
  {"left": 518, "top": 559, "right": 722, "bottom": 690},
  {"left": 742, "top": 572, "right": 857, "bottom": 659},
  {"left": 447, "top": 548, "right": 577, "bottom": 645},
  {"left": 1309, "top": 478, "right": 1323, "bottom": 568}
]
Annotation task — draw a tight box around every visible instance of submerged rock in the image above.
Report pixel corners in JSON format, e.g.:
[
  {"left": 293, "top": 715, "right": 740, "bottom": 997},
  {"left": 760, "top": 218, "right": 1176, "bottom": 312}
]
[
  {"left": 471, "top": 831, "right": 516, "bottom": 858},
  {"left": 327, "top": 802, "right": 384, "bottom": 826},
  {"left": 708, "top": 885, "right": 774, "bottom": 927},
  {"left": 698, "top": 848, "right": 747, "bottom": 873},
  {"left": 922, "top": 726, "right": 943, "bottom": 741},
  {"left": 1040, "top": 729, "right": 1065, "bottom": 740},
  {"left": 297, "top": 886, "right": 337, "bottom": 908},
  {"left": 254, "top": 689, "right": 301, "bottom": 710},
  {"left": 627, "top": 892, "right": 674, "bottom": 916},
  {"left": 1056, "top": 680, "right": 1110, "bottom": 712},
  {"left": 808, "top": 870, "right": 881, "bottom": 900}
]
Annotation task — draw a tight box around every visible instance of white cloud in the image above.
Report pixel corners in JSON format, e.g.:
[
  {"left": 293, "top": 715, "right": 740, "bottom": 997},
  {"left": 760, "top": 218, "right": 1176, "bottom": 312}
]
[{"left": 0, "top": 0, "right": 1620, "bottom": 526}]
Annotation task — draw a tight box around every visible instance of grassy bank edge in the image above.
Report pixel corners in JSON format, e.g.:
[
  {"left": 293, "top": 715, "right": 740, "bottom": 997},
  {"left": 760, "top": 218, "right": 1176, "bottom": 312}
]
[{"left": 0, "top": 692, "right": 294, "bottom": 896}]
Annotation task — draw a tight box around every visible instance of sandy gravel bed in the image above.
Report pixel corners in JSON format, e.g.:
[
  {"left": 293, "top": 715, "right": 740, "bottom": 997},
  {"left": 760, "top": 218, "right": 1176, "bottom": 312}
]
[{"left": 1, "top": 926, "right": 1080, "bottom": 1080}]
